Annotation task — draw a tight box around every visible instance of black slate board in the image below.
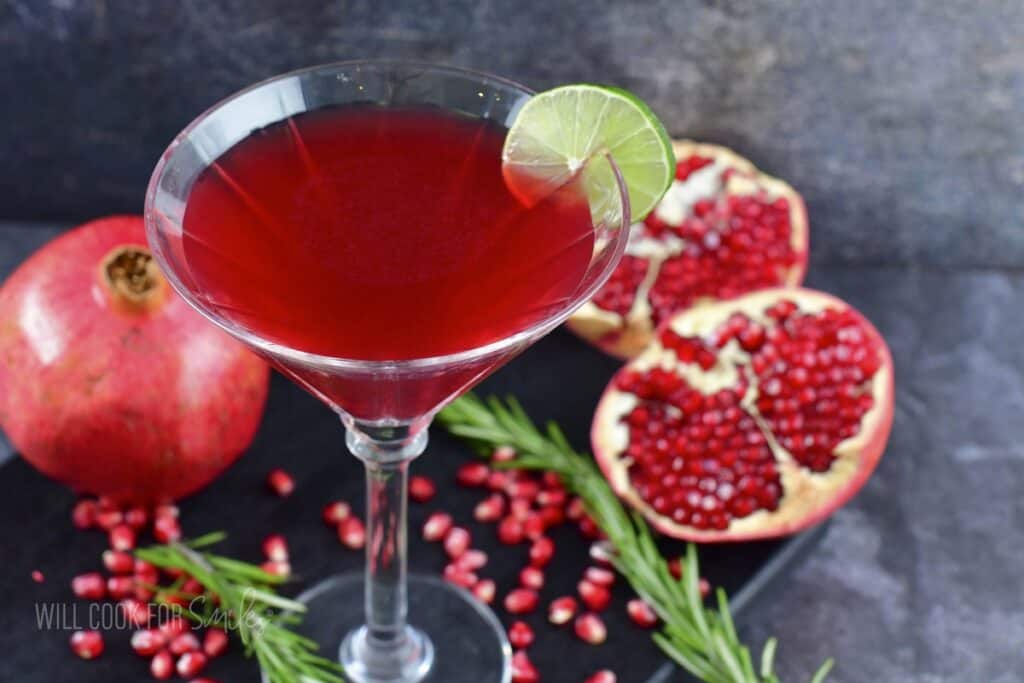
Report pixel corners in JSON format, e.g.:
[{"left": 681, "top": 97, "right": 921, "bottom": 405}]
[{"left": 0, "top": 328, "right": 825, "bottom": 683}]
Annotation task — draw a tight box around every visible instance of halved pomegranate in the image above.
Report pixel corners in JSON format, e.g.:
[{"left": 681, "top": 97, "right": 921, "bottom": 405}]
[
  {"left": 592, "top": 288, "right": 893, "bottom": 541},
  {"left": 568, "top": 140, "right": 808, "bottom": 358}
]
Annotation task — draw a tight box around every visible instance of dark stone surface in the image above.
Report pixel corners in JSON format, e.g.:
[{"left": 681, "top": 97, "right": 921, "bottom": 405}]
[
  {"left": 1, "top": 221, "right": 1022, "bottom": 681},
  {"left": 1, "top": 1, "right": 1023, "bottom": 267}
]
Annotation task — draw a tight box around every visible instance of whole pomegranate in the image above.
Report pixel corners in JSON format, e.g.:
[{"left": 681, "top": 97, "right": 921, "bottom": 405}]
[
  {"left": 0, "top": 216, "right": 270, "bottom": 503},
  {"left": 568, "top": 140, "right": 809, "bottom": 358},
  {"left": 592, "top": 288, "right": 893, "bottom": 541}
]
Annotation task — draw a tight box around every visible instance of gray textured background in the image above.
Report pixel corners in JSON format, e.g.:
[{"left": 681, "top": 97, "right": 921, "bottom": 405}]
[{"left": 0, "top": 1, "right": 1022, "bottom": 681}]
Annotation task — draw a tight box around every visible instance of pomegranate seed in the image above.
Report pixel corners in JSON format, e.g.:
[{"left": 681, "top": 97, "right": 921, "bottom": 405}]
[
  {"left": 539, "top": 505, "right": 565, "bottom": 528},
  {"left": 71, "top": 499, "right": 98, "bottom": 529},
  {"left": 667, "top": 557, "right": 683, "bottom": 580},
  {"left": 509, "top": 497, "right": 532, "bottom": 520},
  {"left": 124, "top": 506, "right": 148, "bottom": 529},
  {"left": 473, "top": 493, "right": 506, "bottom": 522},
  {"left": 158, "top": 618, "right": 189, "bottom": 639},
  {"left": 70, "top": 630, "right": 104, "bottom": 659},
  {"left": 203, "top": 627, "right": 229, "bottom": 658},
  {"left": 455, "top": 461, "right": 490, "bottom": 487},
  {"left": 177, "top": 651, "right": 208, "bottom": 677},
  {"left": 510, "top": 650, "right": 539, "bottom": 683},
  {"left": 150, "top": 649, "right": 174, "bottom": 679},
  {"left": 106, "top": 575, "right": 135, "bottom": 600},
  {"left": 443, "top": 527, "right": 471, "bottom": 559},
  {"left": 130, "top": 628, "right": 166, "bottom": 656},
  {"left": 492, "top": 445, "right": 517, "bottom": 462},
  {"left": 507, "top": 480, "right": 540, "bottom": 501},
  {"left": 262, "top": 534, "right": 289, "bottom": 562},
  {"left": 97, "top": 495, "right": 117, "bottom": 512},
  {"left": 522, "top": 513, "right": 546, "bottom": 541},
  {"left": 578, "top": 579, "right": 612, "bottom": 611},
  {"left": 408, "top": 475, "right": 436, "bottom": 502},
  {"left": 508, "top": 621, "right": 534, "bottom": 649},
  {"left": 134, "top": 560, "right": 160, "bottom": 596},
  {"left": 455, "top": 549, "right": 488, "bottom": 571},
  {"left": 627, "top": 598, "right": 659, "bottom": 628},
  {"left": 536, "top": 488, "right": 567, "bottom": 507},
  {"left": 472, "top": 579, "right": 496, "bottom": 604},
  {"left": 338, "top": 516, "right": 366, "bottom": 549},
  {"left": 486, "top": 470, "right": 510, "bottom": 491},
  {"left": 584, "top": 566, "right": 616, "bottom": 587},
  {"left": 119, "top": 598, "right": 150, "bottom": 627},
  {"left": 548, "top": 596, "right": 578, "bottom": 625},
  {"left": 422, "top": 512, "right": 453, "bottom": 542},
  {"left": 103, "top": 549, "right": 135, "bottom": 574},
  {"left": 261, "top": 560, "right": 291, "bottom": 578},
  {"left": 504, "top": 588, "right": 539, "bottom": 615},
  {"left": 528, "top": 537, "right": 554, "bottom": 568},
  {"left": 169, "top": 632, "right": 201, "bottom": 655},
  {"left": 699, "top": 578, "right": 711, "bottom": 598},
  {"left": 96, "top": 508, "right": 123, "bottom": 530},
  {"left": 71, "top": 572, "right": 106, "bottom": 600},
  {"left": 154, "top": 503, "right": 179, "bottom": 520},
  {"left": 442, "top": 563, "right": 477, "bottom": 588},
  {"left": 266, "top": 468, "right": 295, "bottom": 497},
  {"left": 585, "top": 670, "right": 618, "bottom": 683},
  {"left": 153, "top": 515, "right": 181, "bottom": 543},
  {"left": 578, "top": 515, "right": 604, "bottom": 540},
  {"left": 566, "top": 497, "right": 586, "bottom": 520},
  {"left": 322, "top": 500, "right": 351, "bottom": 526},
  {"left": 498, "top": 516, "right": 525, "bottom": 545},
  {"left": 30, "top": 570, "right": 44, "bottom": 583},
  {"left": 575, "top": 613, "right": 607, "bottom": 645},
  {"left": 108, "top": 523, "right": 136, "bottom": 551},
  {"left": 519, "top": 566, "right": 544, "bottom": 590}
]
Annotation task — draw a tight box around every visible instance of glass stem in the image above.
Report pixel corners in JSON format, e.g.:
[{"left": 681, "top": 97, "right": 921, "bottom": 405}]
[{"left": 345, "top": 424, "right": 429, "bottom": 677}]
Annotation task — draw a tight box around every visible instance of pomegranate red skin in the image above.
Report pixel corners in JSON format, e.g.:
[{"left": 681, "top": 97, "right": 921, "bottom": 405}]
[
  {"left": 592, "top": 288, "right": 894, "bottom": 542},
  {"left": 0, "top": 216, "right": 269, "bottom": 504}
]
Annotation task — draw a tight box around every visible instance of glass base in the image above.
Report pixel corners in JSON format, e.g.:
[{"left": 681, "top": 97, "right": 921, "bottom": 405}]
[{"left": 261, "top": 573, "right": 511, "bottom": 683}]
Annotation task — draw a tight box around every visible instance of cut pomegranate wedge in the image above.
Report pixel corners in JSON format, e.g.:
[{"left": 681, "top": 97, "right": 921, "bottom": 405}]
[
  {"left": 568, "top": 140, "right": 809, "bottom": 358},
  {"left": 592, "top": 288, "right": 893, "bottom": 542}
]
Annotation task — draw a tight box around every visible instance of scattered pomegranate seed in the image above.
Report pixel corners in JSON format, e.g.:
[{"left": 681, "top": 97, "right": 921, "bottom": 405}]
[
  {"left": 539, "top": 505, "right": 565, "bottom": 528},
  {"left": 549, "top": 596, "right": 578, "bottom": 625},
  {"left": 510, "top": 650, "right": 539, "bottom": 683},
  {"left": 134, "top": 560, "right": 160, "bottom": 598},
  {"left": 203, "top": 627, "right": 229, "bottom": 658},
  {"left": 627, "top": 598, "right": 659, "bottom": 628},
  {"left": 266, "top": 468, "right": 295, "bottom": 497},
  {"left": 585, "top": 670, "right": 618, "bottom": 683},
  {"left": 442, "top": 564, "right": 477, "bottom": 589},
  {"left": 338, "top": 516, "right": 366, "bottom": 549},
  {"left": 455, "top": 549, "right": 487, "bottom": 571},
  {"left": 422, "top": 512, "right": 453, "bottom": 542},
  {"left": 578, "top": 515, "right": 604, "bottom": 540},
  {"left": 108, "top": 523, "right": 136, "bottom": 551},
  {"left": 507, "top": 480, "right": 540, "bottom": 501},
  {"left": 322, "top": 500, "right": 351, "bottom": 526},
  {"left": 536, "top": 488, "right": 567, "bottom": 507},
  {"left": 486, "top": 470, "right": 510, "bottom": 491},
  {"left": 262, "top": 534, "right": 289, "bottom": 562},
  {"left": 589, "top": 542, "right": 615, "bottom": 566},
  {"left": 70, "top": 630, "right": 104, "bottom": 659},
  {"left": 261, "top": 560, "right": 291, "bottom": 578},
  {"left": 443, "top": 527, "right": 471, "bottom": 559},
  {"left": 472, "top": 579, "right": 496, "bottom": 604},
  {"left": 150, "top": 649, "right": 174, "bottom": 679},
  {"left": 509, "top": 497, "right": 532, "bottom": 520},
  {"left": 504, "top": 588, "right": 539, "bottom": 615},
  {"left": 177, "top": 651, "right": 209, "bottom": 677},
  {"left": 455, "top": 461, "right": 490, "bottom": 487},
  {"left": 519, "top": 566, "right": 544, "bottom": 590},
  {"left": 154, "top": 503, "right": 179, "bottom": 520},
  {"left": 105, "top": 575, "right": 134, "bottom": 600},
  {"left": 528, "top": 537, "right": 554, "bottom": 568},
  {"left": 119, "top": 598, "right": 150, "bottom": 627},
  {"left": 584, "top": 566, "right": 616, "bottom": 587},
  {"left": 124, "top": 506, "right": 148, "bottom": 529},
  {"left": 158, "top": 617, "right": 189, "bottom": 640},
  {"left": 95, "top": 508, "right": 123, "bottom": 531},
  {"left": 153, "top": 515, "right": 181, "bottom": 543},
  {"left": 473, "top": 493, "right": 506, "bottom": 522},
  {"left": 71, "top": 499, "right": 98, "bottom": 529},
  {"left": 130, "top": 628, "right": 166, "bottom": 656},
  {"left": 71, "top": 572, "right": 106, "bottom": 600},
  {"left": 567, "top": 497, "right": 586, "bottom": 521},
  {"left": 492, "top": 446, "right": 517, "bottom": 462},
  {"left": 30, "top": 570, "right": 44, "bottom": 583},
  {"left": 102, "top": 549, "right": 135, "bottom": 574},
  {"left": 498, "top": 516, "right": 525, "bottom": 545},
  {"left": 169, "top": 632, "right": 201, "bottom": 655},
  {"left": 522, "top": 514, "right": 546, "bottom": 541},
  {"left": 97, "top": 496, "right": 117, "bottom": 512},
  {"left": 699, "top": 578, "right": 711, "bottom": 598},
  {"left": 574, "top": 613, "right": 607, "bottom": 645},
  {"left": 408, "top": 475, "right": 437, "bottom": 503},
  {"left": 667, "top": 557, "right": 683, "bottom": 580},
  {"left": 508, "top": 621, "right": 534, "bottom": 649},
  {"left": 578, "top": 579, "right": 612, "bottom": 612}
]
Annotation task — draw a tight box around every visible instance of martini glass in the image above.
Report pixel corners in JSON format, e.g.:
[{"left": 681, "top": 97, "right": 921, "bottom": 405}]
[{"left": 145, "top": 60, "right": 631, "bottom": 683}]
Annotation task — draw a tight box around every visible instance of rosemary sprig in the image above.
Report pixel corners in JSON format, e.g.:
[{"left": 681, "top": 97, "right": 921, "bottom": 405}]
[
  {"left": 135, "top": 532, "right": 346, "bottom": 683},
  {"left": 438, "top": 394, "right": 834, "bottom": 683}
]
